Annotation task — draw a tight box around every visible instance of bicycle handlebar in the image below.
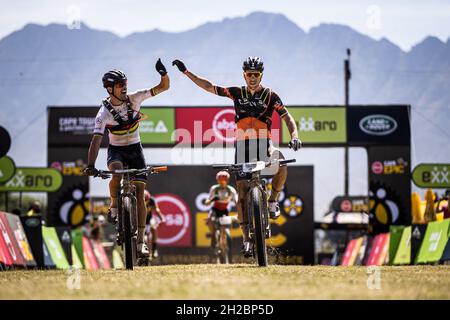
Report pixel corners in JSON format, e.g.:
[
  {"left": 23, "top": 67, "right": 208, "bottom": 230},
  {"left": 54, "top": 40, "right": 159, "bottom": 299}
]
[
  {"left": 212, "top": 158, "right": 296, "bottom": 172},
  {"left": 92, "top": 165, "right": 168, "bottom": 179}
]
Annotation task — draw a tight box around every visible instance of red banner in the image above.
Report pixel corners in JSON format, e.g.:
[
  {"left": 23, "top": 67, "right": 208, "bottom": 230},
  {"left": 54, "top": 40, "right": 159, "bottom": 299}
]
[
  {"left": 175, "top": 107, "right": 281, "bottom": 145},
  {"left": 92, "top": 240, "right": 111, "bottom": 269},
  {"left": 82, "top": 236, "right": 99, "bottom": 270},
  {"left": 0, "top": 212, "right": 26, "bottom": 266},
  {"left": 366, "top": 233, "right": 390, "bottom": 266}
]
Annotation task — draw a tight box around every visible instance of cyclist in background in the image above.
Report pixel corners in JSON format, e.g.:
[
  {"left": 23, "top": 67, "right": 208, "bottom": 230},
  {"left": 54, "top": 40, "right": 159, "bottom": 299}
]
[
  {"left": 173, "top": 57, "right": 301, "bottom": 256},
  {"left": 84, "top": 59, "right": 169, "bottom": 258},
  {"left": 144, "top": 190, "right": 166, "bottom": 258},
  {"left": 203, "top": 171, "right": 237, "bottom": 249}
]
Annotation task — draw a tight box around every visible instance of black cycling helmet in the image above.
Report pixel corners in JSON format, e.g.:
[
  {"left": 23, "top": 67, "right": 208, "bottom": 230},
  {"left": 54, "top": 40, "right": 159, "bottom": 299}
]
[
  {"left": 242, "top": 56, "right": 264, "bottom": 72},
  {"left": 102, "top": 69, "right": 127, "bottom": 88}
]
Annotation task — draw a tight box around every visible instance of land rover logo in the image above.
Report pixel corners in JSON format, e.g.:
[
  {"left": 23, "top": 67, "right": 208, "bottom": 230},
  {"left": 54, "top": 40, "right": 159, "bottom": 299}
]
[{"left": 359, "top": 114, "right": 397, "bottom": 136}]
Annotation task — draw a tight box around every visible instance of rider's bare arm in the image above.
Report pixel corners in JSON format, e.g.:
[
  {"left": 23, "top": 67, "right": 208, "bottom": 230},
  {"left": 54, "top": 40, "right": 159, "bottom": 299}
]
[
  {"left": 150, "top": 74, "right": 170, "bottom": 96},
  {"left": 155, "top": 206, "right": 165, "bottom": 222},
  {"left": 87, "top": 134, "right": 103, "bottom": 167},
  {"left": 184, "top": 71, "right": 216, "bottom": 94},
  {"left": 282, "top": 112, "right": 298, "bottom": 139}
]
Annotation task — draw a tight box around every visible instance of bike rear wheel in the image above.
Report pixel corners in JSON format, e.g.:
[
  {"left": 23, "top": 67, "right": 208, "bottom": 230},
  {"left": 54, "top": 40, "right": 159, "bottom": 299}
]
[{"left": 250, "top": 187, "right": 268, "bottom": 267}]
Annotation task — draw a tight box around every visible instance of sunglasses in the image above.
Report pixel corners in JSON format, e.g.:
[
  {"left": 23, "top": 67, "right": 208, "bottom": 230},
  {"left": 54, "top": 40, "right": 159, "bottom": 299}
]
[{"left": 245, "top": 71, "right": 262, "bottom": 78}]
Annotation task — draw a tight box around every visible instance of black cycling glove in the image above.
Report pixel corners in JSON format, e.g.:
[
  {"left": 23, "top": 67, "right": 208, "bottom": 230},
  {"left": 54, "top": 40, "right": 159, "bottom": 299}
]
[
  {"left": 83, "top": 165, "right": 97, "bottom": 176},
  {"left": 172, "top": 59, "right": 187, "bottom": 73},
  {"left": 288, "top": 138, "right": 302, "bottom": 151},
  {"left": 155, "top": 58, "right": 167, "bottom": 76}
]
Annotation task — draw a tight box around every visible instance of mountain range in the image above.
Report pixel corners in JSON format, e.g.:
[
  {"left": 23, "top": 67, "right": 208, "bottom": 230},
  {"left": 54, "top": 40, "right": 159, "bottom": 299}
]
[{"left": 1, "top": 11, "right": 449, "bottom": 176}]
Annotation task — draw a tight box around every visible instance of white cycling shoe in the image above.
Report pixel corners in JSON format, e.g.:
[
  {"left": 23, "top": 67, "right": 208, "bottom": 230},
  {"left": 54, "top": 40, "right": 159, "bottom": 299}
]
[
  {"left": 137, "top": 242, "right": 150, "bottom": 257},
  {"left": 268, "top": 201, "right": 281, "bottom": 220}
]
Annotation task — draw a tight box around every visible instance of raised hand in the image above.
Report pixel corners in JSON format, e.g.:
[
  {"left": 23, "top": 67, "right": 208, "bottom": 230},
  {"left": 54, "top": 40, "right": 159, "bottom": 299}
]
[
  {"left": 172, "top": 59, "right": 187, "bottom": 73},
  {"left": 155, "top": 58, "right": 167, "bottom": 76}
]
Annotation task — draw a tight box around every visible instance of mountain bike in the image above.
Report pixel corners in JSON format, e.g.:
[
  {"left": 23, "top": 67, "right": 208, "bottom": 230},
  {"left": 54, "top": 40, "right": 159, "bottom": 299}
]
[
  {"left": 213, "top": 158, "right": 296, "bottom": 267},
  {"left": 210, "top": 214, "right": 237, "bottom": 264},
  {"left": 94, "top": 165, "right": 167, "bottom": 270}
]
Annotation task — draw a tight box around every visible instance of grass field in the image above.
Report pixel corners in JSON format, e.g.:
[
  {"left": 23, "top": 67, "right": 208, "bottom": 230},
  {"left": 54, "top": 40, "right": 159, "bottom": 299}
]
[{"left": 1, "top": 264, "right": 450, "bottom": 300}]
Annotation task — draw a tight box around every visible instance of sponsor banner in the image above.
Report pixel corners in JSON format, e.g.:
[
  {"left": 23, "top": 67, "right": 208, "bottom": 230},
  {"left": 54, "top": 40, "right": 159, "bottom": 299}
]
[
  {"left": 368, "top": 146, "right": 411, "bottom": 233},
  {"left": 47, "top": 107, "right": 108, "bottom": 147},
  {"left": 5, "top": 213, "right": 36, "bottom": 267},
  {"left": 82, "top": 236, "right": 99, "bottom": 270},
  {"left": 112, "top": 249, "right": 125, "bottom": 269},
  {"left": 91, "top": 240, "right": 111, "bottom": 269},
  {"left": 42, "top": 226, "right": 70, "bottom": 269},
  {"left": 146, "top": 165, "right": 314, "bottom": 263},
  {"left": 415, "top": 219, "right": 450, "bottom": 264},
  {"left": 47, "top": 148, "right": 89, "bottom": 227},
  {"left": 72, "top": 229, "right": 85, "bottom": 268},
  {"left": 354, "top": 236, "right": 369, "bottom": 265},
  {"left": 341, "top": 237, "right": 363, "bottom": 266},
  {"left": 393, "top": 226, "right": 411, "bottom": 265},
  {"left": 331, "top": 196, "right": 369, "bottom": 213},
  {"left": 411, "top": 224, "right": 427, "bottom": 265},
  {"left": 347, "top": 105, "right": 410, "bottom": 146},
  {"left": 20, "top": 216, "right": 45, "bottom": 267},
  {"left": 412, "top": 163, "right": 450, "bottom": 188},
  {"left": 155, "top": 193, "right": 192, "bottom": 247},
  {"left": 71, "top": 244, "right": 83, "bottom": 268},
  {"left": 389, "top": 225, "right": 404, "bottom": 264},
  {"left": 441, "top": 231, "right": 450, "bottom": 262},
  {"left": 282, "top": 107, "right": 346, "bottom": 144},
  {"left": 42, "top": 239, "right": 56, "bottom": 268},
  {"left": 55, "top": 227, "right": 73, "bottom": 266},
  {"left": 371, "top": 158, "right": 408, "bottom": 176},
  {"left": 0, "top": 216, "right": 13, "bottom": 266},
  {"left": 0, "top": 212, "right": 26, "bottom": 266},
  {"left": 366, "top": 233, "right": 389, "bottom": 266},
  {"left": 0, "top": 167, "right": 62, "bottom": 192},
  {"left": 0, "top": 126, "right": 11, "bottom": 158},
  {"left": 175, "top": 107, "right": 281, "bottom": 145},
  {"left": 140, "top": 107, "right": 175, "bottom": 145},
  {"left": 0, "top": 156, "right": 16, "bottom": 184}
]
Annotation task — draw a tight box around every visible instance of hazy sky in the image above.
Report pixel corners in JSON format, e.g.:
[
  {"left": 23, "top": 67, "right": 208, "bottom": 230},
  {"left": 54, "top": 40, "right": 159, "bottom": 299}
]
[{"left": 1, "top": 0, "right": 449, "bottom": 50}]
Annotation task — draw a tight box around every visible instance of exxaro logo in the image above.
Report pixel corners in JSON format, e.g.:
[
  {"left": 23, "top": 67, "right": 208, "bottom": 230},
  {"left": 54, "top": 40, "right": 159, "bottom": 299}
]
[
  {"left": 425, "top": 166, "right": 449, "bottom": 184},
  {"left": 298, "top": 117, "right": 337, "bottom": 132},
  {"left": 359, "top": 114, "right": 398, "bottom": 136}
]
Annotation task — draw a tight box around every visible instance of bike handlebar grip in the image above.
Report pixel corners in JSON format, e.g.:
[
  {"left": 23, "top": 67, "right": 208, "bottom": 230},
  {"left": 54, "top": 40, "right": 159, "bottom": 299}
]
[
  {"left": 152, "top": 166, "right": 168, "bottom": 172},
  {"left": 280, "top": 159, "right": 296, "bottom": 165},
  {"left": 212, "top": 164, "right": 229, "bottom": 169}
]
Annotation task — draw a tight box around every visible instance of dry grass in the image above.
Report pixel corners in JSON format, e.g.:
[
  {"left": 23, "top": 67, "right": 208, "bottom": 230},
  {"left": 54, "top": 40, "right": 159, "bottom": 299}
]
[{"left": 1, "top": 264, "right": 450, "bottom": 300}]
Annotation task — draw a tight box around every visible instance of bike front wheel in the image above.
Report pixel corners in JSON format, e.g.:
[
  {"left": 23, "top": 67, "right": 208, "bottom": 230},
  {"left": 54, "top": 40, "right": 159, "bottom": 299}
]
[
  {"left": 122, "top": 196, "right": 135, "bottom": 270},
  {"left": 250, "top": 187, "right": 268, "bottom": 267}
]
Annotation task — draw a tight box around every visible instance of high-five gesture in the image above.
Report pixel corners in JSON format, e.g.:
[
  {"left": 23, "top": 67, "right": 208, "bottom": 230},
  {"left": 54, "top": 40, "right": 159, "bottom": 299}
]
[
  {"left": 155, "top": 58, "right": 167, "bottom": 76},
  {"left": 172, "top": 59, "right": 187, "bottom": 73}
]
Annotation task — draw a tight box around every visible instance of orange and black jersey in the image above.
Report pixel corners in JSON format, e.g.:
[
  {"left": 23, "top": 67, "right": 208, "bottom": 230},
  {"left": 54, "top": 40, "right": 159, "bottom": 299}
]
[{"left": 214, "top": 86, "right": 287, "bottom": 140}]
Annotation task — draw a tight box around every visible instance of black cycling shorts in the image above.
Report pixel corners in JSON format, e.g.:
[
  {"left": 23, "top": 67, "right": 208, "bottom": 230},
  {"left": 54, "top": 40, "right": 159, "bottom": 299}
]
[
  {"left": 211, "top": 207, "right": 229, "bottom": 218},
  {"left": 107, "top": 142, "right": 147, "bottom": 182}
]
